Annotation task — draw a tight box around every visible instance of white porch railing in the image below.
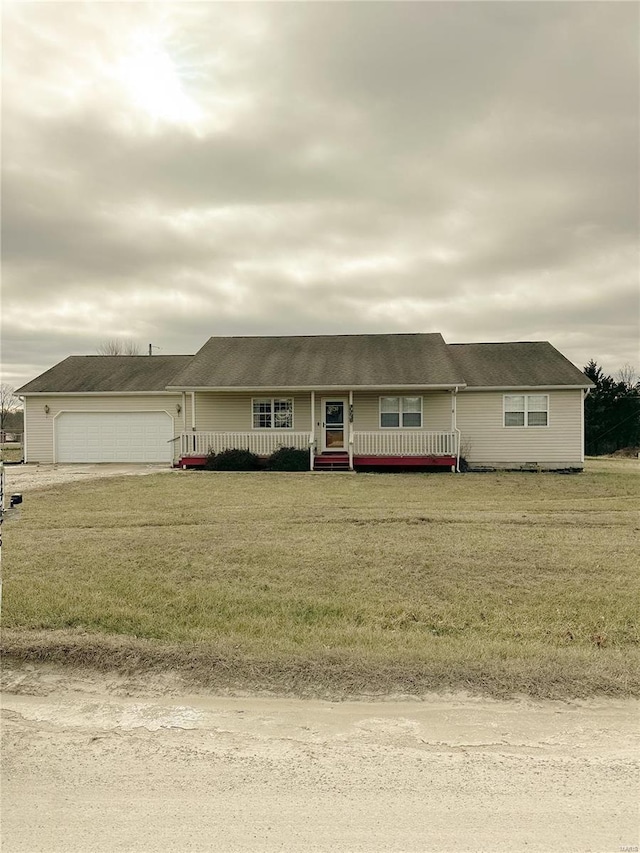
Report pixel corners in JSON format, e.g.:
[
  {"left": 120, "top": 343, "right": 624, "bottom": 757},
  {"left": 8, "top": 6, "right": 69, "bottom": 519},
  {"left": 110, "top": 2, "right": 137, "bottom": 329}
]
[
  {"left": 179, "top": 430, "right": 457, "bottom": 460},
  {"left": 353, "top": 431, "right": 457, "bottom": 456},
  {"left": 180, "top": 431, "right": 311, "bottom": 457}
]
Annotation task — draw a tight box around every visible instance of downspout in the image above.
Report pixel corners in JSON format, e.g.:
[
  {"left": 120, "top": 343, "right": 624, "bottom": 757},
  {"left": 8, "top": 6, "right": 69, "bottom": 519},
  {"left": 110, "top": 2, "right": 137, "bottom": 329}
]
[
  {"left": 180, "top": 392, "right": 187, "bottom": 460},
  {"left": 310, "top": 390, "right": 315, "bottom": 470},
  {"left": 452, "top": 386, "right": 461, "bottom": 472},
  {"left": 348, "top": 390, "right": 354, "bottom": 470},
  {"left": 20, "top": 397, "right": 26, "bottom": 463},
  {"left": 582, "top": 388, "right": 590, "bottom": 465}
]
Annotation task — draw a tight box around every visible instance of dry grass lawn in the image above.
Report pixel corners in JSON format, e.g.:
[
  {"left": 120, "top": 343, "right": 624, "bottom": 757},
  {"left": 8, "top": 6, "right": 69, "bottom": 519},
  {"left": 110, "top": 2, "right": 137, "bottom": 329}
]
[
  {"left": 0, "top": 445, "right": 23, "bottom": 463},
  {"left": 2, "top": 467, "right": 638, "bottom": 698}
]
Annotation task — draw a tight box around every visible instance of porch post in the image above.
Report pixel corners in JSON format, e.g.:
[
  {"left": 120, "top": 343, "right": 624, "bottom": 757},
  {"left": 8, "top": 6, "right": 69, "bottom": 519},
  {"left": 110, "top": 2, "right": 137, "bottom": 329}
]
[
  {"left": 451, "top": 387, "right": 460, "bottom": 473},
  {"left": 191, "top": 392, "right": 197, "bottom": 453},
  {"left": 348, "top": 390, "right": 354, "bottom": 470},
  {"left": 310, "top": 391, "right": 315, "bottom": 470}
]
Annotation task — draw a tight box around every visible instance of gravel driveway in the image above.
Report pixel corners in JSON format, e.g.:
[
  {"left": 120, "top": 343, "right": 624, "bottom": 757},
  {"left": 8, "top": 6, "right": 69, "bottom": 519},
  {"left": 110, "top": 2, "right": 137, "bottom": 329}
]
[{"left": 3, "top": 463, "right": 176, "bottom": 492}]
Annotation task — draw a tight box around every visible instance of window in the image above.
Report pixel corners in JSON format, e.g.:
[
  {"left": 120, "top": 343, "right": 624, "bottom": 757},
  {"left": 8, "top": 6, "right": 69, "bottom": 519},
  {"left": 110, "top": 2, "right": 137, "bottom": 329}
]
[
  {"left": 252, "top": 398, "right": 293, "bottom": 429},
  {"left": 380, "top": 396, "right": 423, "bottom": 428},
  {"left": 504, "top": 395, "right": 548, "bottom": 427}
]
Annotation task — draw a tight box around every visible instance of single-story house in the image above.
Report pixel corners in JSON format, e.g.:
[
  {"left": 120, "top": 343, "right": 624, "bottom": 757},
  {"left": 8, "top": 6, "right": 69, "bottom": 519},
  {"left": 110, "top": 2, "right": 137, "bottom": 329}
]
[{"left": 16, "top": 333, "right": 594, "bottom": 471}]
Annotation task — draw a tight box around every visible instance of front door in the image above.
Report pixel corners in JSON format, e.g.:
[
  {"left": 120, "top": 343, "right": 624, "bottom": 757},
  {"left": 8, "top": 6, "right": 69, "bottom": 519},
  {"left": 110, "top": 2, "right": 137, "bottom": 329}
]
[{"left": 322, "top": 399, "right": 347, "bottom": 452}]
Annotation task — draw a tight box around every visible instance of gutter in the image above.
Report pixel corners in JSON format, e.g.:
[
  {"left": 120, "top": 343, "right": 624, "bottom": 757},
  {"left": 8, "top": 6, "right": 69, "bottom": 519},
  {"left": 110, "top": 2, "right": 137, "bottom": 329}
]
[
  {"left": 459, "top": 385, "right": 594, "bottom": 392},
  {"left": 17, "top": 391, "right": 181, "bottom": 397},
  {"left": 165, "top": 383, "right": 467, "bottom": 393}
]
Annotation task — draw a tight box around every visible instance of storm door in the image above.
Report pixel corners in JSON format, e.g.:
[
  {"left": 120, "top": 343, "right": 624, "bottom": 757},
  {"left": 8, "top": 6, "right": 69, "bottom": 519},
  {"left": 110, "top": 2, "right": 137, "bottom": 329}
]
[{"left": 321, "top": 399, "right": 347, "bottom": 452}]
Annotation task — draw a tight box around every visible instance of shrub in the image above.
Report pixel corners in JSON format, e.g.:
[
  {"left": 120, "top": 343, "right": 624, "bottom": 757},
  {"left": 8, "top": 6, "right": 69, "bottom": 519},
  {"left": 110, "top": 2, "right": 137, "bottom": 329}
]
[
  {"left": 267, "top": 446, "right": 310, "bottom": 471},
  {"left": 205, "top": 448, "right": 261, "bottom": 471}
]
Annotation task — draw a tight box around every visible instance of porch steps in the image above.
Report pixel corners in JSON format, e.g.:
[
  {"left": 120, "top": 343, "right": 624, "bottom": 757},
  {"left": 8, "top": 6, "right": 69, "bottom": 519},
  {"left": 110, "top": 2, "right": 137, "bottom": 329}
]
[{"left": 313, "top": 453, "right": 350, "bottom": 472}]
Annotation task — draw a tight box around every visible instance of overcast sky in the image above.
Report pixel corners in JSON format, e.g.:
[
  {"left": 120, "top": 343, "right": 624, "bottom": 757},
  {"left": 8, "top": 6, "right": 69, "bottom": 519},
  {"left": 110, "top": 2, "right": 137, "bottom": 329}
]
[{"left": 2, "top": 1, "right": 638, "bottom": 389}]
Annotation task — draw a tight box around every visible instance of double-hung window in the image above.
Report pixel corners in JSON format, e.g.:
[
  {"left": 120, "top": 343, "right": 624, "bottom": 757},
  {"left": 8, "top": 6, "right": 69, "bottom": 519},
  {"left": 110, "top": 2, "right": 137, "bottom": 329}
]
[
  {"left": 380, "top": 396, "right": 422, "bottom": 428},
  {"left": 504, "top": 395, "right": 548, "bottom": 427},
  {"left": 252, "top": 398, "right": 293, "bottom": 429}
]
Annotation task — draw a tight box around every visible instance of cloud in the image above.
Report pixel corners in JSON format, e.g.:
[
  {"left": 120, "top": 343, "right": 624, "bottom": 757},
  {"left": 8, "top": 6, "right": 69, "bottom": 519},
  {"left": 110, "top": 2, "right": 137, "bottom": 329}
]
[{"left": 1, "top": 1, "right": 638, "bottom": 388}]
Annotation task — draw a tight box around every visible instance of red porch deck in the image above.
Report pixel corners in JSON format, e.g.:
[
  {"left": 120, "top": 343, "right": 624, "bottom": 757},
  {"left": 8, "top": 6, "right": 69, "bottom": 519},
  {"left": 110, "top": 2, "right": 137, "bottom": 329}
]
[
  {"left": 177, "top": 454, "right": 457, "bottom": 470},
  {"left": 353, "top": 455, "right": 456, "bottom": 468}
]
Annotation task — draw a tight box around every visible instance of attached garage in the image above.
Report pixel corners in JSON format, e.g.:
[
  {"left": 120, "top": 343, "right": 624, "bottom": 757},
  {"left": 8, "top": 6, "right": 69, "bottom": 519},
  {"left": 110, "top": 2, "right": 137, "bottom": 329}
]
[{"left": 55, "top": 412, "right": 174, "bottom": 463}]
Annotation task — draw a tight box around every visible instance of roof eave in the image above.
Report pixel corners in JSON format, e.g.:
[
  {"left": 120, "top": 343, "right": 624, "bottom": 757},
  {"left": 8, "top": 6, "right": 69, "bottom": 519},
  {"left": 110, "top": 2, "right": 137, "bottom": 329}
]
[
  {"left": 166, "top": 383, "right": 467, "bottom": 392},
  {"left": 18, "top": 390, "right": 182, "bottom": 396},
  {"left": 461, "top": 384, "right": 594, "bottom": 391}
]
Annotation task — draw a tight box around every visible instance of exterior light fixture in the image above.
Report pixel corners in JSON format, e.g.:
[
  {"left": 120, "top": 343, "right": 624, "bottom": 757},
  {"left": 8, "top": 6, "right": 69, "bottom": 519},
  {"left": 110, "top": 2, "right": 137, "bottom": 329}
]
[{"left": 44, "top": 405, "right": 50, "bottom": 414}]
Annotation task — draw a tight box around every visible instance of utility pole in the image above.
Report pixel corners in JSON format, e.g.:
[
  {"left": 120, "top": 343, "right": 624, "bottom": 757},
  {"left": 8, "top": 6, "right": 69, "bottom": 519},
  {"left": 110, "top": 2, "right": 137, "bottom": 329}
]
[{"left": 148, "top": 344, "right": 161, "bottom": 356}]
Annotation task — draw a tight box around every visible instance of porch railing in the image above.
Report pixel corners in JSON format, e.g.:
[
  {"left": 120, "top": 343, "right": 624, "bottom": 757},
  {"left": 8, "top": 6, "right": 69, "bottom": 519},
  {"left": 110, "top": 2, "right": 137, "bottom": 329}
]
[
  {"left": 352, "top": 430, "right": 457, "bottom": 456},
  {"left": 179, "top": 430, "right": 457, "bottom": 459},
  {"left": 180, "top": 431, "right": 311, "bottom": 457}
]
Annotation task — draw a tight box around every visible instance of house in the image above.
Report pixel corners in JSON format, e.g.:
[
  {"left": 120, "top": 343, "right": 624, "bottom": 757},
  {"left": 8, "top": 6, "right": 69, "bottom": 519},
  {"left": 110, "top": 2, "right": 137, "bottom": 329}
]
[{"left": 16, "top": 333, "right": 593, "bottom": 471}]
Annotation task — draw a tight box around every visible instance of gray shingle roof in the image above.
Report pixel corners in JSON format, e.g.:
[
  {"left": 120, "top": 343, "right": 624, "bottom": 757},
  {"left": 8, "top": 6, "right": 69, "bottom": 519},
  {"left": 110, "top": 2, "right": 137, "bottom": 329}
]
[
  {"left": 448, "top": 342, "right": 593, "bottom": 387},
  {"left": 16, "top": 336, "right": 593, "bottom": 394},
  {"left": 166, "top": 333, "right": 466, "bottom": 389},
  {"left": 16, "top": 355, "right": 193, "bottom": 394}
]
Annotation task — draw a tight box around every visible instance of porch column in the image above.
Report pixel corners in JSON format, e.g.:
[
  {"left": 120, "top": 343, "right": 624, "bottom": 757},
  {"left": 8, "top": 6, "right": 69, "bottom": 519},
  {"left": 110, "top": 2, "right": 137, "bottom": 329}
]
[
  {"left": 190, "top": 392, "right": 197, "bottom": 454},
  {"left": 451, "top": 387, "right": 460, "bottom": 472},
  {"left": 310, "top": 390, "right": 315, "bottom": 470},
  {"left": 348, "top": 390, "right": 354, "bottom": 470}
]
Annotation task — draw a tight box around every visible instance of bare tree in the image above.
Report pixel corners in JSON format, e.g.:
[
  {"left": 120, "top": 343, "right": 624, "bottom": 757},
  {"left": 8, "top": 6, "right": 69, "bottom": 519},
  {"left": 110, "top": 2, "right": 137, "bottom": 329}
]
[
  {"left": 0, "top": 384, "right": 20, "bottom": 433},
  {"left": 96, "top": 339, "right": 141, "bottom": 355},
  {"left": 616, "top": 364, "right": 639, "bottom": 389}
]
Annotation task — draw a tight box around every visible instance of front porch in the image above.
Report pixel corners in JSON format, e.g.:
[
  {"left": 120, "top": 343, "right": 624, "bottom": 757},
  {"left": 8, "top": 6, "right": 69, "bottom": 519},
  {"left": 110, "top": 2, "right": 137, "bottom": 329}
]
[{"left": 177, "top": 430, "right": 458, "bottom": 470}]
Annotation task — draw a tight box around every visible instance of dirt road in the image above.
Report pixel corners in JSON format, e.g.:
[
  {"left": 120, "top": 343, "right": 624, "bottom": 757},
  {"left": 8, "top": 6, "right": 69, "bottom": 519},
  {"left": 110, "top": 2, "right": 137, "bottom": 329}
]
[{"left": 2, "top": 664, "right": 638, "bottom": 853}]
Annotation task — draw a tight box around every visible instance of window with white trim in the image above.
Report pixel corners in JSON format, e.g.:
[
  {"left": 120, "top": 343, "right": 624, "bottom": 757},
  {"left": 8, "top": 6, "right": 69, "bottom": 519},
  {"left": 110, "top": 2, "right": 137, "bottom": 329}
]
[
  {"left": 504, "top": 394, "right": 548, "bottom": 427},
  {"left": 252, "top": 398, "right": 293, "bottom": 429},
  {"left": 380, "top": 396, "right": 423, "bottom": 428}
]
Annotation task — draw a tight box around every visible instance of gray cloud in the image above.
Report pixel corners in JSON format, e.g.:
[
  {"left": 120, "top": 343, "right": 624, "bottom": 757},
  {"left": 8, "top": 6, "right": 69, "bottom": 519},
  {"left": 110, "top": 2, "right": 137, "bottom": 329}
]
[{"left": 2, "top": 1, "right": 638, "bottom": 389}]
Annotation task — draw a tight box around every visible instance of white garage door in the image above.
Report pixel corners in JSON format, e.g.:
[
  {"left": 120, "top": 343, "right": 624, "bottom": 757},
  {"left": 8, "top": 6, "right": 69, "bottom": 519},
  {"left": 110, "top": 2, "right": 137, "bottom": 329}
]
[{"left": 56, "top": 412, "right": 174, "bottom": 463}]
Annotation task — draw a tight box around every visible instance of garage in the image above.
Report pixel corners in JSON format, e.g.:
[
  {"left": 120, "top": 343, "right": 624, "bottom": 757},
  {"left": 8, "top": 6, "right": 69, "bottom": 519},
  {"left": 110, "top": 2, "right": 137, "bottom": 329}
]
[{"left": 55, "top": 412, "right": 174, "bottom": 463}]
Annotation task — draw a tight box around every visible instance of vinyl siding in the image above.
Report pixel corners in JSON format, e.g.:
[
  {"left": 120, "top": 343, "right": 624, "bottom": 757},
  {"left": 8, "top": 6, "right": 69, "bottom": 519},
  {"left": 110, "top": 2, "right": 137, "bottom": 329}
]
[
  {"left": 348, "top": 391, "right": 451, "bottom": 431},
  {"left": 194, "top": 393, "right": 312, "bottom": 431},
  {"left": 193, "top": 390, "right": 452, "bottom": 433},
  {"left": 457, "top": 389, "right": 584, "bottom": 467},
  {"left": 24, "top": 395, "right": 183, "bottom": 463}
]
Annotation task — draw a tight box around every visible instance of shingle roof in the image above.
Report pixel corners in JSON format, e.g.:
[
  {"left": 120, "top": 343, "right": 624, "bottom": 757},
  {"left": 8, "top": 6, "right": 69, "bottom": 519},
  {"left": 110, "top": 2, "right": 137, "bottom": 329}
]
[
  {"left": 16, "top": 355, "right": 193, "bottom": 394},
  {"left": 166, "top": 333, "right": 466, "bottom": 389},
  {"left": 448, "top": 342, "right": 593, "bottom": 387},
  {"left": 16, "top": 337, "right": 593, "bottom": 394}
]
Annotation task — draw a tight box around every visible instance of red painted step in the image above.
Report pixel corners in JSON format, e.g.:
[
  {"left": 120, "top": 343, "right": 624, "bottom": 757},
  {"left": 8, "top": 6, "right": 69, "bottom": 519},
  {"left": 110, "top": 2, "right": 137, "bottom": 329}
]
[{"left": 313, "top": 453, "right": 350, "bottom": 471}]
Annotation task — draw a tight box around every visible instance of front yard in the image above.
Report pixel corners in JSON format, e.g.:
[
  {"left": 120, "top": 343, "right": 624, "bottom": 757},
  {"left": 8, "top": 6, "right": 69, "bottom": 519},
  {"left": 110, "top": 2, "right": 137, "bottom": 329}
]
[{"left": 2, "top": 467, "right": 638, "bottom": 697}]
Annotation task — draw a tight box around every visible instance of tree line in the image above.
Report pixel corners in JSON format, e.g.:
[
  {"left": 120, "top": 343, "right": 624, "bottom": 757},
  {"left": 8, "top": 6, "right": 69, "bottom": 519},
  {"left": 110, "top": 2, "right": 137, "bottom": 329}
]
[{"left": 583, "top": 361, "right": 640, "bottom": 455}]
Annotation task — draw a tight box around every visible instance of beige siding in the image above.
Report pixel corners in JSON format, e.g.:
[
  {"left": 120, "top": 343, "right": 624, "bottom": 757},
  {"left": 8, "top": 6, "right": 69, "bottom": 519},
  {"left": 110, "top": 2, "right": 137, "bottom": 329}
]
[
  {"left": 457, "top": 389, "right": 584, "bottom": 467},
  {"left": 24, "top": 395, "right": 183, "bottom": 463},
  {"left": 194, "top": 393, "right": 312, "bottom": 432},
  {"left": 193, "top": 390, "right": 452, "bottom": 433},
  {"left": 349, "top": 391, "right": 451, "bottom": 431}
]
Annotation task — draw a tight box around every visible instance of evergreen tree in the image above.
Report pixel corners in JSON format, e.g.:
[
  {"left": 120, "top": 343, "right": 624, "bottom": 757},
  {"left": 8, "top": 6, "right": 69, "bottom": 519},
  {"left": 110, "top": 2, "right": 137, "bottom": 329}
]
[{"left": 584, "top": 361, "right": 640, "bottom": 455}]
